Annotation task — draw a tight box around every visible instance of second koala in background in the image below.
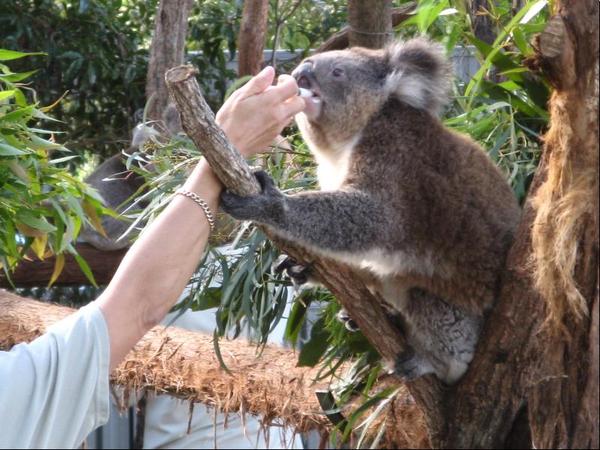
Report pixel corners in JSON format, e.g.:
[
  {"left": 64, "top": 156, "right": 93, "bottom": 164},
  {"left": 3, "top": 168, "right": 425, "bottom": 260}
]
[
  {"left": 79, "top": 104, "right": 182, "bottom": 251},
  {"left": 221, "top": 38, "right": 521, "bottom": 385}
]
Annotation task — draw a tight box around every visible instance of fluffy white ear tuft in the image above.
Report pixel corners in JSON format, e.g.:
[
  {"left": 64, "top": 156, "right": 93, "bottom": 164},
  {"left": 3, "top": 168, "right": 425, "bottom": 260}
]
[{"left": 384, "top": 38, "right": 452, "bottom": 115}]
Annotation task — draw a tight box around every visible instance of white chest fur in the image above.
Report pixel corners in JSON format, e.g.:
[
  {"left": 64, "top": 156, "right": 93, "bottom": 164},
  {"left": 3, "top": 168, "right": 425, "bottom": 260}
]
[{"left": 313, "top": 134, "right": 361, "bottom": 191}]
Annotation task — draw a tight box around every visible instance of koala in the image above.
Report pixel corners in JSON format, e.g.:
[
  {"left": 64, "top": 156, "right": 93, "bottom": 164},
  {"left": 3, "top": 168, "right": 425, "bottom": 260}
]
[
  {"left": 78, "top": 152, "right": 146, "bottom": 250},
  {"left": 80, "top": 104, "right": 184, "bottom": 250},
  {"left": 220, "top": 38, "right": 521, "bottom": 384}
]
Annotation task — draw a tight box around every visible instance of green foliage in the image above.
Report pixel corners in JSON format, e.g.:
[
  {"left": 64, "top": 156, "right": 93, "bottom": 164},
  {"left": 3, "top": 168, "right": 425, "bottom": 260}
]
[
  {"left": 269, "top": 0, "right": 347, "bottom": 54},
  {"left": 0, "top": 49, "right": 106, "bottom": 284},
  {"left": 443, "top": 0, "right": 549, "bottom": 203},
  {"left": 186, "top": 0, "right": 243, "bottom": 111},
  {"left": 0, "top": 0, "right": 155, "bottom": 157}
]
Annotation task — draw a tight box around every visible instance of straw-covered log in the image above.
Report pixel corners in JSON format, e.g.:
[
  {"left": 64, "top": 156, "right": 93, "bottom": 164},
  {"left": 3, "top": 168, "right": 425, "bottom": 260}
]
[{"left": 0, "top": 289, "right": 428, "bottom": 448}]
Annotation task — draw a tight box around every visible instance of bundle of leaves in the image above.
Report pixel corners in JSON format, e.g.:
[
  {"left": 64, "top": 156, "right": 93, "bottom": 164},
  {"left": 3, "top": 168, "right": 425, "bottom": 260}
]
[{"left": 0, "top": 49, "right": 107, "bottom": 286}]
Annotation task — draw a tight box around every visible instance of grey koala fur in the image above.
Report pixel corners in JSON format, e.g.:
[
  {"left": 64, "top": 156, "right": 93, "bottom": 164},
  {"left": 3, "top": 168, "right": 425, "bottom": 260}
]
[
  {"left": 78, "top": 152, "right": 147, "bottom": 251},
  {"left": 79, "top": 105, "right": 182, "bottom": 250},
  {"left": 221, "top": 38, "right": 521, "bottom": 384}
]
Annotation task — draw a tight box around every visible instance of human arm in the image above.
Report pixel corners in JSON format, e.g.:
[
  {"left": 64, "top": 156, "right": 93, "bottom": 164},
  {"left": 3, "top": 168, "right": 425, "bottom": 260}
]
[{"left": 97, "top": 67, "right": 305, "bottom": 370}]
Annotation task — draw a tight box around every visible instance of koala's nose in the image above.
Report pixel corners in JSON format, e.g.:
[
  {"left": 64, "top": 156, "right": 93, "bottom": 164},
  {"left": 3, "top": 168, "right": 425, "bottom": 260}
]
[{"left": 292, "top": 62, "right": 315, "bottom": 89}]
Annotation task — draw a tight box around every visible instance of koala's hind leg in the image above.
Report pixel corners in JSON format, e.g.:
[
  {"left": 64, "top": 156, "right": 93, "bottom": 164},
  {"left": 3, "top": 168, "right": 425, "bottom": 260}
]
[
  {"left": 273, "top": 254, "right": 322, "bottom": 289},
  {"left": 336, "top": 308, "right": 359, "bottom": 331},
  {"left": 399, "top": 288, "right": 482, "bottom": 384}
]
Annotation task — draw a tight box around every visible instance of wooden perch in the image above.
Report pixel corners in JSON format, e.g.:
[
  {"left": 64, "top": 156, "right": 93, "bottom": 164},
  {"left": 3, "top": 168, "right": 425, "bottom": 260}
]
[{"left": 0, "top": 289, "right": 429, "bottom": 448}]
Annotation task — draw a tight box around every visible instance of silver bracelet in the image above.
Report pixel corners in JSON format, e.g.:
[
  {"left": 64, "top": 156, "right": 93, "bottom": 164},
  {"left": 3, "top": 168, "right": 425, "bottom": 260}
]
[{"left": 176, "top": 188, "right": 216, "bottom": 231}]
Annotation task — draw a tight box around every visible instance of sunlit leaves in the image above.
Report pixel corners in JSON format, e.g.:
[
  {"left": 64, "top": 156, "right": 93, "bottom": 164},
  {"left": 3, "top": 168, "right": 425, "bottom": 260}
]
[{"left": 0, "top": 51, "right": 105, "bottom": 284}]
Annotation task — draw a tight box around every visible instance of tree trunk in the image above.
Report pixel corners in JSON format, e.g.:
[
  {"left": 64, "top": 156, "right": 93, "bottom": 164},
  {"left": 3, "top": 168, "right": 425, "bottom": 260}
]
[
  {"left": 0, "top": 289, "right": 429, "bottom": 448},
  {"left": 237, "top": 0, "right": 270, "bottom": 77},
  {"left": 469, "top": 0, "right": 497, "bottom": 45},
  {"left": 524, "top": 2, "right": 599, "bottom": 447},
  {"left": 316, "top": 3, "right": 415, "bottom": 53},
  {"left": 145, "top": 0, "right": 194, "bottom": 125},
  {"left": 347, "top": 0, "right": 393, "bottom": 49}
]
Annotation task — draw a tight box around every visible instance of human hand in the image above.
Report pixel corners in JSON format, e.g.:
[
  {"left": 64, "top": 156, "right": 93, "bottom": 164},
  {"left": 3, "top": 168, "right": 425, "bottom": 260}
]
[{"left": 216, "top": 66, "right": 305, "bottom": 157}]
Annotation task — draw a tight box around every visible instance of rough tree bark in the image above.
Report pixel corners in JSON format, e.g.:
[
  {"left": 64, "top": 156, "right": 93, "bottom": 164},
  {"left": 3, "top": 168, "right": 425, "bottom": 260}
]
[
  {"left": 347, "top": 0, "right": 393, "bottom": 49},
  {"left": 524, "top": 2, "right": 599, "bottom": 447},
  {"left": 469, "top": 0, "right": 497, "bottom": 45},
  {"left": 164, "top": 1, "right": 598, "bottom": 447},
  {"left": 237, "top": 0, "right": 270, "bottom": 77},
  {"left": 145, "top": 0, "right": 194, "bottom": 124}
]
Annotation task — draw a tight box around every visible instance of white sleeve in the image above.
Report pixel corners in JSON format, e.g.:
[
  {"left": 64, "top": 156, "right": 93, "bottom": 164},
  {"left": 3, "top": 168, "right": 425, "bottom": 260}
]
[{"left": 0, "top": 301, "right": 111, "bottom": 449}]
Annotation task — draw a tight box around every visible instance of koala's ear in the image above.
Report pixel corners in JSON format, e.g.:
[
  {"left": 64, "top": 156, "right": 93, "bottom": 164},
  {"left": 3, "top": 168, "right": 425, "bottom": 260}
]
[{"left": 384, "top": 38, "right": 452, "bottom": 115}]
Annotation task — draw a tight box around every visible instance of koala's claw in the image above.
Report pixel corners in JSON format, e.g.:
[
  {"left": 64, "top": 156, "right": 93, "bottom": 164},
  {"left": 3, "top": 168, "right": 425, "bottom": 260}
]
[
  {"left": 273, "top": 255, "right": 311, "bottom": 287},
  {"left": 253, "top": 170, "right": 277, "bottom": 192},
  {"left": 336, "top": 308, "right": 359, "bottom": 332},
  {"left": 220, "top": 170, "right": 283, "bottom": 221}
]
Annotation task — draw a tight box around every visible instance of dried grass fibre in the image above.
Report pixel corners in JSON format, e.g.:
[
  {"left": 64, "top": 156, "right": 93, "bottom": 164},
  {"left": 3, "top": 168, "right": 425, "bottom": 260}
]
[{"left": 530, "top": 64, "right": 599, "bottom": 330}]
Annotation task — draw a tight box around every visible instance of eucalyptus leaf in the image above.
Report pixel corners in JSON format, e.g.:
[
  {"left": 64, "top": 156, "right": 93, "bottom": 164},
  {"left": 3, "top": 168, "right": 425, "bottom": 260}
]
[
  {"left": 298, "top": 317, "right": 330, "bottom": 367},
  {"left": 0, "top": 142, "right": 26, "bottom": 156},
  {"left": 16, "top": 211, "right": 57, "bottom": 233},
  {"left": 0, "top": 49, "right": 45, "bottom": 61}
]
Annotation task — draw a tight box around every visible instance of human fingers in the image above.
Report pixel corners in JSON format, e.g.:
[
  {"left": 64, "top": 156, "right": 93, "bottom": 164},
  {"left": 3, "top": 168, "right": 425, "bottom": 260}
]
[
  {"left": 263, "top": 74, "right": 300, "bottom": 103},
  {"left": 281, "top": 95, "right": 306, "bottom": 119},
  {"left": 237, "top": 66, "right": 275, "bottom": 98}
]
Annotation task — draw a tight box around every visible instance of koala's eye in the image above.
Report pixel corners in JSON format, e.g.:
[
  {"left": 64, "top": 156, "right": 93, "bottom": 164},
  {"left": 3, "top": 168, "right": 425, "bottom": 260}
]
[{"left": 332, "top": 67, "right": 344, "bottom": 78}]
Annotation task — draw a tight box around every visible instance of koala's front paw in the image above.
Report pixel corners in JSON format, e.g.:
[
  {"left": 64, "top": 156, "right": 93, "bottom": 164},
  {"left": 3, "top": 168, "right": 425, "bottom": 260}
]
[
  {"left": 221, "top": 170, "right": 284, "bottom": 222},
  {"left": 336, "top": 308, "right": 359, "bottom": 332},
  {"left": 273, "top": 255, "right": 312, "bottom": 287}
]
